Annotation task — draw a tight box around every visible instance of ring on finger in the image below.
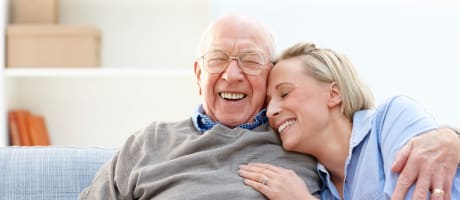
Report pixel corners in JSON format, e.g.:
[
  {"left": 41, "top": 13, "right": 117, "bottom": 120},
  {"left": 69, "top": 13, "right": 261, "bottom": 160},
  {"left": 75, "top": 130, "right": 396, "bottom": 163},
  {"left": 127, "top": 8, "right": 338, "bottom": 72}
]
[
  {"left": 261, "top": 176, "right": 269, "bottom": 186},
  {"left": 432, "top": 188, "right": 445, "bottom": 196}
]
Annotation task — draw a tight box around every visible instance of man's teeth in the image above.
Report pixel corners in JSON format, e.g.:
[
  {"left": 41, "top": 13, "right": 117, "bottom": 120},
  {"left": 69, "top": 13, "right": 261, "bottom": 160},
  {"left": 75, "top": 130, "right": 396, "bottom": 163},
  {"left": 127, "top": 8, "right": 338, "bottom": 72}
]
[
  {"left": 278, "top": 120, "right": 296, "bottom": 133},
  {"left": 220, "top": 92, "right": 246, "bottom": 100}
]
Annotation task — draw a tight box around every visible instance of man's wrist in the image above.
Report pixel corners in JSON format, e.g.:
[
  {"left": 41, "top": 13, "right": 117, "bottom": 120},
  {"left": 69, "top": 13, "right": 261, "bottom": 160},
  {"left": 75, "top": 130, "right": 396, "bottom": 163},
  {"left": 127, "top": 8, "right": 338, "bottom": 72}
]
[
  {"left": 440, "top": 125, "right": 460, "bottom": 137},
  {"left": 449, "top": 127, "right": 460, "bottom": 167},
  {"left": 455, "top": 128, "right": 460, "bottom": 166},
  {"left": 440, "top": 126, "right": 460, "bottom": 166},
  {"left": 453, "top": 127, "right": 460, "bottom": 137}
]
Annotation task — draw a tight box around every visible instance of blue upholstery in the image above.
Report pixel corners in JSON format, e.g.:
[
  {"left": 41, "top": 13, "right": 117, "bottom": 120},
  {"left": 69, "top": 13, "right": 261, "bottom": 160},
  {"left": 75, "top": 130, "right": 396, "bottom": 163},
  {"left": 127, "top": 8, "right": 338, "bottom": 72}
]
[{"left": 0, "top": 146, "right": 115, "bottom": 200}]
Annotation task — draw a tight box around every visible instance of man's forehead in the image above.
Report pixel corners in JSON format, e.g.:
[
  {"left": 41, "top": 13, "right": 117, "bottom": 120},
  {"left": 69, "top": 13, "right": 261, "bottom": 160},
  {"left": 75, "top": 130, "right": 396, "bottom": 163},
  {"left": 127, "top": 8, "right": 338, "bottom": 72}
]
[
  {"left": 204, "top": 35, "right": 268, "bottom": 54},
  {"left": 205, "top": 45, "right": 265, "bottom": 54},
  {"left": 199, "top": 14, "right": 274, "bottom": 59}
]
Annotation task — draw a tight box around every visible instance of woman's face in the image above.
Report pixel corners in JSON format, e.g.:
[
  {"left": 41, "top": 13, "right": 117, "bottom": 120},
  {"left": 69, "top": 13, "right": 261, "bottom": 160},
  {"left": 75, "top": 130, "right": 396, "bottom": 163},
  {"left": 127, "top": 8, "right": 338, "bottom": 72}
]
[{"left": 266, "top": 58, "right": 332, "bottom": 153}]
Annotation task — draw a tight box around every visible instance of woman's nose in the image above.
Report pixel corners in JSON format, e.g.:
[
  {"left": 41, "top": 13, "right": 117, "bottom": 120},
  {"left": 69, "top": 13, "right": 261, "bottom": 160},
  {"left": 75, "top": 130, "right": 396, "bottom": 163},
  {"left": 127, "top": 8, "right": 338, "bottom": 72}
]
[{"left": 266, "top": 100, "right": 280, "bottom": 118}]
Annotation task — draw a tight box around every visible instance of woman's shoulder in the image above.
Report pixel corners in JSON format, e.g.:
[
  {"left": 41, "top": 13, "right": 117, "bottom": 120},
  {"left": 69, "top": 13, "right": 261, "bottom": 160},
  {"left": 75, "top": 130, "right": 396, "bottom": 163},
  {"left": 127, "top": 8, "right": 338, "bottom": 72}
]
[
  {"left": 377, "top": 95, "right": 418, "bottom": 110},
  {"left": 373, "top": 95, "right": 437, "bottom": 142},
  {"left": 374, "top": 95, "right": 426, "bottom": 119}
]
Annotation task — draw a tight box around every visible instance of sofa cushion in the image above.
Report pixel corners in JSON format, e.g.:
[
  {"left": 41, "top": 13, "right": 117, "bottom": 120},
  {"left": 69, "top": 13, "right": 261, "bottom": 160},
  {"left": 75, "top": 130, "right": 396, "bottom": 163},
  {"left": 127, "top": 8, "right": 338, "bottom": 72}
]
[{"left": 0, "top": 146, "right": 116, "bottom": 200}]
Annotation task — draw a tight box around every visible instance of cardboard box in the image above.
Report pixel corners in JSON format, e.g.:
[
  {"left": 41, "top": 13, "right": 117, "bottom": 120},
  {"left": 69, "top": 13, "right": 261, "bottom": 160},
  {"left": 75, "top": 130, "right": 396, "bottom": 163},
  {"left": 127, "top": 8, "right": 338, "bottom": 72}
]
[
  {"left": 9, "top": 0, "right": 59, "bottom": 24},
  {"left": 6, "top": 25, "right": 101, "bottom": 68}
]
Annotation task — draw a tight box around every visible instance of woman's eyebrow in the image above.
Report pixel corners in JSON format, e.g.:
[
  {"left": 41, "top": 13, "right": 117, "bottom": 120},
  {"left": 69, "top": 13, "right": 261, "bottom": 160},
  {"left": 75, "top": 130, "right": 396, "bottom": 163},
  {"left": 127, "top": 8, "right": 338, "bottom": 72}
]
[{"left": 275, "top": 82, "right": 293, "bottom": 90}]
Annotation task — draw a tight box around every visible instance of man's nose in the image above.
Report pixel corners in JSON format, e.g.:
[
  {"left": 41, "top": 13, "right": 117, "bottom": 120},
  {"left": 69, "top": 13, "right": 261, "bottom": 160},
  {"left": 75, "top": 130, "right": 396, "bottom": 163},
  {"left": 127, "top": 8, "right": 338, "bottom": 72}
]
[{"left": 222, "top": 58, "right": 244, "bottom": 81}]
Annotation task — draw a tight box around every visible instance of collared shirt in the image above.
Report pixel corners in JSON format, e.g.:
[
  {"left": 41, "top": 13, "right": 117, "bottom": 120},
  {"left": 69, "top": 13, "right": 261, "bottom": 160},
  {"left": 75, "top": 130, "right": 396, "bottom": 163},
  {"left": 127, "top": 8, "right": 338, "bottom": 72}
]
[
  {"left": 317, "top": 96, "right": 458, "bottom": 200},
  {"left": 192, "top": 105, "right": 268, "bottom": 133}
]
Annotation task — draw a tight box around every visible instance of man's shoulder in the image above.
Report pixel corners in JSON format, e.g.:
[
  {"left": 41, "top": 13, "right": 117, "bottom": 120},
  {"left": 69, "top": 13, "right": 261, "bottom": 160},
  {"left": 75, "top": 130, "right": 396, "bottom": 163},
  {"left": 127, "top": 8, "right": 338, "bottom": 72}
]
[
  {"left": 146, "top": 118, "right": 193, "bottom": 127},
  {"left": 140, "top": 117, "right": 196, "bottom": 135},
  {"left": 121, "top": 117, "right": 198, "bottom": 153}
]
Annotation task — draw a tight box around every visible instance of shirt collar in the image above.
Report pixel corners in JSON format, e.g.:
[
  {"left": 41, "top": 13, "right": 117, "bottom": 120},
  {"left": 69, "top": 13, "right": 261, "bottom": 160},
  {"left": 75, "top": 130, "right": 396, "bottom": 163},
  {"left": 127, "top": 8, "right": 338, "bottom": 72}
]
[
  {"left": 349, "top": 110, "right": 374, "bottom": 147},
  {"left": 316, "top": 109, "right": 374, "bottom": 197},
  {"left": 192, "top": 105, "right": 268, "bottom": 133}
]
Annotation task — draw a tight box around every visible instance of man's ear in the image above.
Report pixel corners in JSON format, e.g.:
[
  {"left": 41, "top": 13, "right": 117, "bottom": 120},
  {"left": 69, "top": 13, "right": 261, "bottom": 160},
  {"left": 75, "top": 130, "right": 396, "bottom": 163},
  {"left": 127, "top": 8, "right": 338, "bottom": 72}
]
[
  {"left": 194, "top": 60, "right": 202, "bottom": 95},
  {"left": 328, "top": 82, "right": 342, "bottom": 107}
]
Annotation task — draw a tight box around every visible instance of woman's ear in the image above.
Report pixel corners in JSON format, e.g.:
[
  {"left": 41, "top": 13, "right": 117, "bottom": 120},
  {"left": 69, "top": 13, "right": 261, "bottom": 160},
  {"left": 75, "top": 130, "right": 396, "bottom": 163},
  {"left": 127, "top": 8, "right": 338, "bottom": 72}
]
[
  {"left": 328, "top": 82, "right": 342, "bottom": 107},
  {"left": 194, "top": 61, "right": 202, "bottom": 95}
]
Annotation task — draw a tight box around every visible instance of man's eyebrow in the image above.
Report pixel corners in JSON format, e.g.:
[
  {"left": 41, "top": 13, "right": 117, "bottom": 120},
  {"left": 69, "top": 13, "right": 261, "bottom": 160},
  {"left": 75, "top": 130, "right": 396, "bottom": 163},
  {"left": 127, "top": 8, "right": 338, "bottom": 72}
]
[
  {"left": 239, "top": 48, "right": 264, "bottom": 54},
  {"left": 206, "top": 48, "right": 226, "bottom": 53}
]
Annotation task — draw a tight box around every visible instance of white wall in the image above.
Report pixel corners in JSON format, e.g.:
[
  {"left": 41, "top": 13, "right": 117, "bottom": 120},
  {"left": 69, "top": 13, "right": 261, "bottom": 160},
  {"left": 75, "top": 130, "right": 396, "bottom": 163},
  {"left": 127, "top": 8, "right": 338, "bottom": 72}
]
[
  {"left": 59, "top": 0, "right": 210, "bottom": 68},
  {"left": 1, "top": 0, "right": 7, "bottom": 146},
  {"left": 213, "top": 0, "right": 460, "bottom": 125}
]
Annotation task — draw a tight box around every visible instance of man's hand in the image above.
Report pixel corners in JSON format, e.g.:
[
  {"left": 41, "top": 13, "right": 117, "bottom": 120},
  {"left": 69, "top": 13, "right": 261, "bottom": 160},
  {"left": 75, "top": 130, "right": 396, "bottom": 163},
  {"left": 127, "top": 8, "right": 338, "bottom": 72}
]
[{"left": 391, "top": 128, "right": 460, "bottom": 200}]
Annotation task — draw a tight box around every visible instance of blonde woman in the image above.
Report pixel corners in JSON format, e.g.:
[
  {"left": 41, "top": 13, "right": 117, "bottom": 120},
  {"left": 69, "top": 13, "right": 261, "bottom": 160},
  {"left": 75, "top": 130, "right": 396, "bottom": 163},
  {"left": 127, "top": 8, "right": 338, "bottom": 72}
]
[{"left": 239, "top": 42, "right": 460, "bottom": 200}]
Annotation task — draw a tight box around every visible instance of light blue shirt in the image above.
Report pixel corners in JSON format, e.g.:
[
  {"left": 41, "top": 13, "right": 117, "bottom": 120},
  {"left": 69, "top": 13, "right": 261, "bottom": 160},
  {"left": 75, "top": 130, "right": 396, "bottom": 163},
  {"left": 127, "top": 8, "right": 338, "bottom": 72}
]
[{"left": 318, "top": 96, "right": 460, "bottom": 200}]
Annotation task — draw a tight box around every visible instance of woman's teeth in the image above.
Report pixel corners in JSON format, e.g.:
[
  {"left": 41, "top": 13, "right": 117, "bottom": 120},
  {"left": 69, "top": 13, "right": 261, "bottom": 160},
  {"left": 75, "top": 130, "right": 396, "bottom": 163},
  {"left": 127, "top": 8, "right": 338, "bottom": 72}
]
[{"left": 278, "top": 120, "right": 296, "bottom": 133}]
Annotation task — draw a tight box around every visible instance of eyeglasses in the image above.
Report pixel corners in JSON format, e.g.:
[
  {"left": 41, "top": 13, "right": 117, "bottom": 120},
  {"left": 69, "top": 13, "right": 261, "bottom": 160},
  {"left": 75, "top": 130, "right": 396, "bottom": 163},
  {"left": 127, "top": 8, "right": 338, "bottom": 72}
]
[{"left": 199, "top": 51, "right": 269, "bottom": 75}]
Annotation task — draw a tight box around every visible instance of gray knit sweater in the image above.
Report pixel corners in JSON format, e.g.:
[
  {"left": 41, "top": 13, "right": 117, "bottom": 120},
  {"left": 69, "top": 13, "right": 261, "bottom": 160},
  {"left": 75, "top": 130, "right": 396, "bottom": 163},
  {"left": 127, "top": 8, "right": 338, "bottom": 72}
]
[{"left": 79, "top": 118, "right": 320, "bottom": 199}]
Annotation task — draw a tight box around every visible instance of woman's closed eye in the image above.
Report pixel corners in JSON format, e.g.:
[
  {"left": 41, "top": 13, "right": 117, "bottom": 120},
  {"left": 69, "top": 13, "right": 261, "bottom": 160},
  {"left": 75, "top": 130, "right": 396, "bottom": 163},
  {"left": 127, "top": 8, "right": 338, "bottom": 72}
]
[
  {"left": 278, "top": 85, "right": 293, "bottom": 99},
  {"left": 273, "top": 83, "right": 294, "bottom": 100},
  {"left": 280, "top": 91, "right": 289, "bottom": 98}
]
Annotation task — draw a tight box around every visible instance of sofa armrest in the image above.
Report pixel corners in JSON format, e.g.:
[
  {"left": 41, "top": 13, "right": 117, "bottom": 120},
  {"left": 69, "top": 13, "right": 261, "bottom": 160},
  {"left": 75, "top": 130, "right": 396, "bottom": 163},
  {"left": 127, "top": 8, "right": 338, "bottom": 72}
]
[{"left": 0, "top": 146, "right": 116, "bottom": 200}]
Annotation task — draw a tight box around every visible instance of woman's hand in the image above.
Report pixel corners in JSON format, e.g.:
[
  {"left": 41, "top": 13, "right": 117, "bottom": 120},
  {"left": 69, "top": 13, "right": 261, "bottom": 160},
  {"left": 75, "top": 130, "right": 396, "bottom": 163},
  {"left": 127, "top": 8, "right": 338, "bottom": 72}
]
[{"left": 239, "top": 163, "right": 317, "bottom": 200}]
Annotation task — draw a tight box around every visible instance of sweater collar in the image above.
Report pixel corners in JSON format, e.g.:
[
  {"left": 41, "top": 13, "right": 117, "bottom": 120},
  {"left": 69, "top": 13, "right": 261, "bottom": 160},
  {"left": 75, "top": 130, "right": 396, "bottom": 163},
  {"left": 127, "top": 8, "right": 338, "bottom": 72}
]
[{"left": 192, "top": 105, "right": 268, "bottom": 133}]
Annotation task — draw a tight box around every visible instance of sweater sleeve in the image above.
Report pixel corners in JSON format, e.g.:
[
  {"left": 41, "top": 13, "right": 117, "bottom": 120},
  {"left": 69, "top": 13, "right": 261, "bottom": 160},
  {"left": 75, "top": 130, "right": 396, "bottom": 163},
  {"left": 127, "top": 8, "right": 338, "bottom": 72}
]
[{"left": 79, "top": 130, "right": 145, "bottom": 200}]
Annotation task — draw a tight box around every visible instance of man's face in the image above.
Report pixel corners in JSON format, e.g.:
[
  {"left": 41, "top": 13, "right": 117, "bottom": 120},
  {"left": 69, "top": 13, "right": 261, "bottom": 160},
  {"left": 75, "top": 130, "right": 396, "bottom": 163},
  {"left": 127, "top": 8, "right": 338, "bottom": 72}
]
[{"left": 194, "top": 20, "right": 272, "bottom": 128}]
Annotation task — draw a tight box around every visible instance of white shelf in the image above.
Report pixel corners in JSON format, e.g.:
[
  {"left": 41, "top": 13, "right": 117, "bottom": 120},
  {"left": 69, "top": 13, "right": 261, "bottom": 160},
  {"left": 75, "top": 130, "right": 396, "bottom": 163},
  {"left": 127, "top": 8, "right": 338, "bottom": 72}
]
[
  {"left": 6, "top": 67, "right": 200, "bottom": 148},
  {"left": 4, "top": 68, "right": 193, "bottom": 78}
]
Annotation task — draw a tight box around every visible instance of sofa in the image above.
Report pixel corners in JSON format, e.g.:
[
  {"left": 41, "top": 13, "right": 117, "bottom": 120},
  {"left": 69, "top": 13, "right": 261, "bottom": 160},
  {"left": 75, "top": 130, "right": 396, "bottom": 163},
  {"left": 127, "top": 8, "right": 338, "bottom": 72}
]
[{"left": 0, "top": 146, "right": 116, "bottom": 200}]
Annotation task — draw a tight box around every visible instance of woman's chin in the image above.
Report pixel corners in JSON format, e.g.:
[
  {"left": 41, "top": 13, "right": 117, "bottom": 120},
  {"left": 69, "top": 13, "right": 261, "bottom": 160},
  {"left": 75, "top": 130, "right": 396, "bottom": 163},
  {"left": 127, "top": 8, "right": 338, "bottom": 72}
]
[{"left": 281, "top": 139, "right": 297, "bottom": 152}]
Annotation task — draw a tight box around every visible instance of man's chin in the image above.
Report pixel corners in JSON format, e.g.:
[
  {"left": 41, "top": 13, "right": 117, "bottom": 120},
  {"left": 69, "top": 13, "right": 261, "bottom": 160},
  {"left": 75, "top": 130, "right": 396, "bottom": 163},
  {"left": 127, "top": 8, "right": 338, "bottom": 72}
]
[{"left": 218, "top": 114, "right": 250, "bottom": 127}]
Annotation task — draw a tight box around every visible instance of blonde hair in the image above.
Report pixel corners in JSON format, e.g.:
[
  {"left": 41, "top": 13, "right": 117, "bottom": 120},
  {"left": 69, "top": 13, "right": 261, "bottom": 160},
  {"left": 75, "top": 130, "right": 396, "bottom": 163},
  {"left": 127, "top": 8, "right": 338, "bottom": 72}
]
[{"left": 276, "top": 42, "right": 375, "bottom": 120}]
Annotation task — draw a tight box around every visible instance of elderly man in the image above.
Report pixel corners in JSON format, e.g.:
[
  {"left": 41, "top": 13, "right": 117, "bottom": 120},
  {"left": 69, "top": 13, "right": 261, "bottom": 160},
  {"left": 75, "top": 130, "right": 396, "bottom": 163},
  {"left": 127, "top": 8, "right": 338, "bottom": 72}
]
[
  {"left": 80, "top": 14, "right": 460, "bottom": 199},
  {"left": 80, "top": 14, "right": 320, "bottom": 200}
]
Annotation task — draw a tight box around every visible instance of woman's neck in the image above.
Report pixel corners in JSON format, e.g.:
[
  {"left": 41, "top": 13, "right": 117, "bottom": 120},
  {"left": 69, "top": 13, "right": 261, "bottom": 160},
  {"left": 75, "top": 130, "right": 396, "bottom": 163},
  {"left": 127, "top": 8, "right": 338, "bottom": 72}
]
[
  {"left": 312, "top": 114, "right": 352, "bottom": 198},
  {"left": 316, "top": 128, "right": 350, "bottom": 182}
]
